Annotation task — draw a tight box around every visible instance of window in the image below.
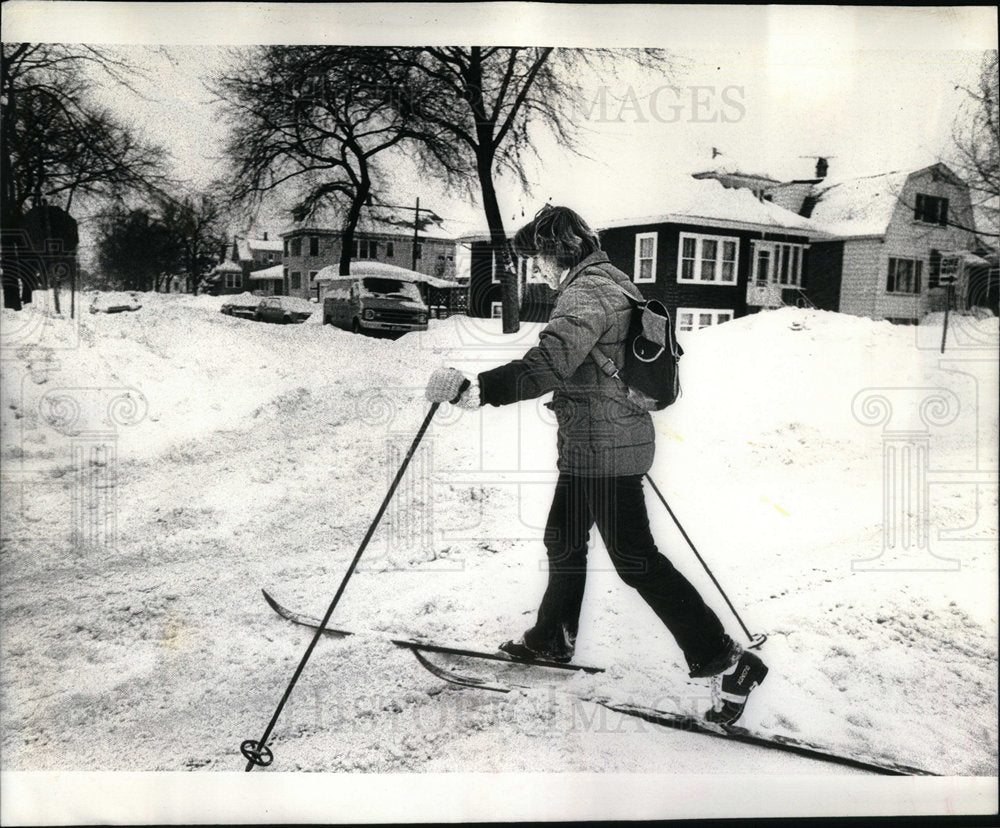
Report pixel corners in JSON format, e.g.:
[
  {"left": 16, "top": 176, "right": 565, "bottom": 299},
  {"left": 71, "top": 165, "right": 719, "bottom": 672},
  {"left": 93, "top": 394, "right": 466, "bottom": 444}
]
[
  {"left": 914, "top": 193, "right": 949, "bottom": 226},
  {"left": 309, "top": 270, "right": 318, "bottom": 282},
  {"left": 353, "top": 238, "right": 378, "bottom": 259},
  {"left": 751, "top": 241, "right": 805, "bottom": 287},
  {"left": 225, "top": 273, "right": 242, "bottom": 289},
  {"left": 676, "top": 308, "right": 733, "bottom": 333},
  {"left": 886, "top": 257, "right": 922, "bottom": 294},
  {"left": 291, "top": 271, "right": 302, "bottom": 290},
  {"left": 290, "top": 237, "right": 302, "bottom": 257},
  {"left": 677, "top": 233, "right": 739, "bottom": 284},
  {"left": 490, "top": 301, "right": 503, "bottom": 319},
  {"left": 414, "top": 243, "right": 422, "bottom": 260},
  {"left": 634, "top": 232, "right": 657, "bottom": 283},
  {"left": 309, "top": 236, "right": 319, "bottom": 256},
  {"left": 386, "top": 241, "right": 394, "bottom": 258},
  {"left": 283, "top": 239, "right": 289, "bottom": 256},
  {"left": 267, "top": 252, "right": 276, "bottom": 263}
]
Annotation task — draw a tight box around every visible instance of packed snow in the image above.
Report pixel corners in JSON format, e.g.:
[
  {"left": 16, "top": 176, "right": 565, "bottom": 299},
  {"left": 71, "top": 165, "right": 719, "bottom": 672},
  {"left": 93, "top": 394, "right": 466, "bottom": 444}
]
[{"left": 1, "top": 290, "right": 997, "bottom": 781}]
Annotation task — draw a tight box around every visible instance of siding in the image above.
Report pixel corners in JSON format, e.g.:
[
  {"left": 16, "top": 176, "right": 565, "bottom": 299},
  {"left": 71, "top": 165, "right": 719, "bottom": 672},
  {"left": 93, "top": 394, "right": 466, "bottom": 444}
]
[
  {"left": 600, "top": 222, "right": 810, "bottom": 322},
  {"left": 281, "top": 230, "right": 456, "bottom": 300},
  {"left": 837, "top": 169, "right": 977, "bottom": 321}
]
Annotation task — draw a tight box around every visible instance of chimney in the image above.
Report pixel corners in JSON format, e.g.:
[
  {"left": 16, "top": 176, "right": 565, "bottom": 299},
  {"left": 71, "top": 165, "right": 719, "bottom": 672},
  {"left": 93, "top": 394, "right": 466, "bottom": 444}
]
[
  {"left": 815, "top": 157, "right": 829, "bottom": 179},
  {"left": 263, "top": 231, "right": 268, "bottom": 241}
]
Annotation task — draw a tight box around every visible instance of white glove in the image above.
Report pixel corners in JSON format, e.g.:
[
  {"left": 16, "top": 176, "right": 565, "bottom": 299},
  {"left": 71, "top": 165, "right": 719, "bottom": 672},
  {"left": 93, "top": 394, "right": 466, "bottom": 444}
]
[
  {"left": 426, "top": 367, "right": 470, "bottom": 403},
  {"left": 454, "top": 380, "right": 481, "bottom": 409}
]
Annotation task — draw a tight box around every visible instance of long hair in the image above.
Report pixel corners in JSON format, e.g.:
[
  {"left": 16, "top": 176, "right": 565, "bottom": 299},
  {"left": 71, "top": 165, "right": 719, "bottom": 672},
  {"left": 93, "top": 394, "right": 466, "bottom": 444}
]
[{"left": 512, "top": 205, "right": 601, "bottom": 270}]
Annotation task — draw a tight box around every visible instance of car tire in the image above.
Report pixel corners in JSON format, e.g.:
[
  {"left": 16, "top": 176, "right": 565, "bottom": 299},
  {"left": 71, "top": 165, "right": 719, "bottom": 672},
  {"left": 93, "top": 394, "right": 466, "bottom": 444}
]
[
  {"left": 352, "top": 318, "right": 362, "bottom": 335},
  {"left": 283, "top": 313, "right": 291, "bottom": 324}
]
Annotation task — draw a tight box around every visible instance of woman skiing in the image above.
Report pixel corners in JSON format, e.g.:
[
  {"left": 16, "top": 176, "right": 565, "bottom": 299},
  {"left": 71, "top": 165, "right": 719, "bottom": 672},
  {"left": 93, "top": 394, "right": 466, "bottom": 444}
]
[{"left": 424, "top": 205, "right": 767, "bottom": 725}]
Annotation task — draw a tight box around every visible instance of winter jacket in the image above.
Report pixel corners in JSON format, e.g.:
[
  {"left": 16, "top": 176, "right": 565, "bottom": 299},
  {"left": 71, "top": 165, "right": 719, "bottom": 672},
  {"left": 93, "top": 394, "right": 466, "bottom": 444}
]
[{"left": 478, "top": 251, "right": 655, "bottom": 476}]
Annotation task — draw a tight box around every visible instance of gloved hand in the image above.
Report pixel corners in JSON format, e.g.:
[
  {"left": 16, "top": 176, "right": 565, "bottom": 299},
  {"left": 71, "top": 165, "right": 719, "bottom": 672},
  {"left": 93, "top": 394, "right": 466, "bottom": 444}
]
[
  {"left": 454, "top": 380, "right": 481, "bottom": 409},
  {"left": 426, "top": 367, "right": 471, "bottom": 403}
]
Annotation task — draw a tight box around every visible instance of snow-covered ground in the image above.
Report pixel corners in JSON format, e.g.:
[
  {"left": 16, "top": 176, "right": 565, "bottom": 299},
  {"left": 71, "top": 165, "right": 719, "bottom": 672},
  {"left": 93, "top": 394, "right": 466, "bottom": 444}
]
[{"left": 1, "top": 291, "right": 997, "bottom": 789}]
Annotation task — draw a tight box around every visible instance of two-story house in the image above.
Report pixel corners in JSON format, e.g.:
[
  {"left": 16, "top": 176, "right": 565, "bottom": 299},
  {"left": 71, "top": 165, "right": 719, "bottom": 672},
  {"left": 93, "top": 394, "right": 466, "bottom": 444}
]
[
  {"left": 773, "top": 163, "right": 978, "bottom": 323},
  {"left": 205, "top": 233, "right": 284, "bottom": 296},
  {"left": 281, "top": 213, "right": 457, "bottom": 301},
  {"left": 461, "top": 178, "right": 830, "bottom": 332}
]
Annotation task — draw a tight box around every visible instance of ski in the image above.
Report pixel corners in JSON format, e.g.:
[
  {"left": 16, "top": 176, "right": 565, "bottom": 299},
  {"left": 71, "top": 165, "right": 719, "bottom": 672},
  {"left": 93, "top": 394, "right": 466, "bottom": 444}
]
[
  {"left": 262, "top": 589, "right": 936, "bottom": 777},
  {"left": 261, "top": 588, "right": 605, "bottom": 674},
  {"left": 410, "top": 650, "right": 936, "bottom": 777}
]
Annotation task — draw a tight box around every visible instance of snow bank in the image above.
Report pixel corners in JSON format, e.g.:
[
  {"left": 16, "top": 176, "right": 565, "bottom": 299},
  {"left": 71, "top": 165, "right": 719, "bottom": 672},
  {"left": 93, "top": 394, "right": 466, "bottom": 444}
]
[{"left": 1, "top": 294, "right": 996, "bottom": 778}]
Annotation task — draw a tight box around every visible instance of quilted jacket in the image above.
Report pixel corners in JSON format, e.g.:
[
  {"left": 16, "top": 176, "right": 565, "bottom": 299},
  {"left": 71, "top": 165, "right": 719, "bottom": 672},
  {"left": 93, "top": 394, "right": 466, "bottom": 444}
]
[{"left": 478, "top": 251, "right": 655, "bottom": 476}]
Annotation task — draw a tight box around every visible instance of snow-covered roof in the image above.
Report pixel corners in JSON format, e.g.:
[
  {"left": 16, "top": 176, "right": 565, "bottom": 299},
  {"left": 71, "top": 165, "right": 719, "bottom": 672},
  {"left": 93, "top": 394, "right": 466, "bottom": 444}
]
[
  {"left": 236, "top": 238, "right": 283, "bottom": 260},
  {"left": 457, "top": 178, "right": 829, "bottom": 243},
  {"left": 804, "top": 170, "right": 911, "bottom": 238},
  {"left": 691, "top": 157, "right": 779, "bottom": 183},
  {"left": 314, "top": 260, "right": 461, "bottom": 288},
  {"left": 248, "top": 264, "right": 283, "bottom": 280},
  {"left": 211, "top": 260, "right": 242, "bottom": 274},
  {"left": 593, "top": 177, "right": 829, "bottom": 237}
]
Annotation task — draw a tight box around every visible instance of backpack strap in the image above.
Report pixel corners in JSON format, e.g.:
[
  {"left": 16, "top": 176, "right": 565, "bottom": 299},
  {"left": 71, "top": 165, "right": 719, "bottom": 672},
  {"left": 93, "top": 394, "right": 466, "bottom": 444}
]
[{"left": 588, "top": 276, "right": 643, "bottom": 378}]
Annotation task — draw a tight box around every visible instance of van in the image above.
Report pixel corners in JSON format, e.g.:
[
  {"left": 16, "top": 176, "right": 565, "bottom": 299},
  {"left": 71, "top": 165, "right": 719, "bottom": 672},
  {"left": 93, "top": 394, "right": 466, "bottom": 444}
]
[{"left": 321, "top": 265, "right": 429, "bottom": 335}]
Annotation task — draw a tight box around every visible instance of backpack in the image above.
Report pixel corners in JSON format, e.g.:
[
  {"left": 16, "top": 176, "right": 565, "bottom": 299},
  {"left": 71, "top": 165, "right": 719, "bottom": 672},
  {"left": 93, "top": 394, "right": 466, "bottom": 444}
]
[{"left": 589, "top": 282, "right": 684, "bottom": 411}]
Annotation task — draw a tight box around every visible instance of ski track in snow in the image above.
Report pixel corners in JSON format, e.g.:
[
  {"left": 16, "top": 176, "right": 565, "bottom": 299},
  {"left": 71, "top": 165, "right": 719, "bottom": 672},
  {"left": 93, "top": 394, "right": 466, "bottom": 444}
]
[{"left": 1, "top": 292, "right": 997, "bottom": 774}]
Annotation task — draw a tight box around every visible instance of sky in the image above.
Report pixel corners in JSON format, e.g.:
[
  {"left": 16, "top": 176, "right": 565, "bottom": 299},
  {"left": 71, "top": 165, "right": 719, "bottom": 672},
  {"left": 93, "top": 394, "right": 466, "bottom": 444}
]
[{"left": 3, "top": 3, "right": 997, "bottom": 243}]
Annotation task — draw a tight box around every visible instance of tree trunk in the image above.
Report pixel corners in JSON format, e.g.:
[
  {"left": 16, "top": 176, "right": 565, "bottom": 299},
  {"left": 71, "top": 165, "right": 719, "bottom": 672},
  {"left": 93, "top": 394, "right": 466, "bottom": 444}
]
[
  {"left": 477, "top": 155, "right": 519, "bottom": 333},
  {"left": 339, "top": 179, "right": 371, "bottom": 278}
]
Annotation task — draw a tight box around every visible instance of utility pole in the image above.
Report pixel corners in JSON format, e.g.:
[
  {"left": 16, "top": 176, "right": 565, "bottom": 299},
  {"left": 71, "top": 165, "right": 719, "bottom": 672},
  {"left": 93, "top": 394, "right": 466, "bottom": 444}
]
[{"left": 411, "top": 197, "right": 420, "bottom": 272}]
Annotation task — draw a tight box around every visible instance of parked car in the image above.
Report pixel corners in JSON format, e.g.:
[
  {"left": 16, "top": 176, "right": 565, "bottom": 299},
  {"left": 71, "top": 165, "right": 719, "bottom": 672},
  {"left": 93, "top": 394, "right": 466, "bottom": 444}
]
[
  {"left": 319, "top": 262, "right": 429, "bottom": 335},
  {"left": 253, "top": 295, "right": 313, "bottom": 324},
  {"left": 220, "top": 297, "right": 259, "bottom": 319}
]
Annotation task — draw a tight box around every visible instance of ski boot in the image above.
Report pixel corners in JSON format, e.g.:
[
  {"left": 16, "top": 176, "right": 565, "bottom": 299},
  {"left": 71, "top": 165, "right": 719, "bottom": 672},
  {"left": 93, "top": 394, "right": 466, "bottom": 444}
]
[
  {"left": 706, "top": 649, "right": 768, "bottom": 725},
  {"left": 499, "top": 638, "right": 573, "bottom": 664}
]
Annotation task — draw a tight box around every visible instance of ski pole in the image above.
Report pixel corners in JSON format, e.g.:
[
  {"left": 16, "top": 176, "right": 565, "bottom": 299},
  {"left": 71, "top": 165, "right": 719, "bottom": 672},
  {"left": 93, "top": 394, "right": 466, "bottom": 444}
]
[
  {"left": 644, "top": 474, "right": 766, "bottom": 650},
  {"left": 241, "top": 401, "right": 442, "bottom": 771}
]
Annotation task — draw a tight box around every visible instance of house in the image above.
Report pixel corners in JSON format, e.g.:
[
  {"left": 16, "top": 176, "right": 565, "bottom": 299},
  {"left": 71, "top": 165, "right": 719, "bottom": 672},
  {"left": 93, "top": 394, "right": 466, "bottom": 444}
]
[
  {"left": 204, "top": 260, "right": 244, "bottom": 296},
  {"left": 772, "top": 163, "right": 979, "bottom": 323},
  {"left": 247, "top": 264, "right": 284, "bottom": 296},
  {"left": 596, "top": 178, "right": 830, "bottom": 334},
  {"left": 205, "top": 233, "right": 283, "bottom": 296},
  {"left": 461, "top": 177, "right": 830, "bottom": 332},
  {"left": 281, "top": 212, "right": 457, "bottom": 301},
  {"left": 455, "top": 236, "right": 556, "bottom": 321}
]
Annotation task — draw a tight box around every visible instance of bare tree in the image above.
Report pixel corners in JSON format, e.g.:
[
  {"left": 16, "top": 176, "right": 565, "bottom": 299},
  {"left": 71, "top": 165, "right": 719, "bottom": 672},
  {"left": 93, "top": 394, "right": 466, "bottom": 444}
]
[
  {"left": 952, "top": 50, "right": 999, "bottom": 241},
  {"left": 159, "top": 194, "right": 228, "bottom": 294},
  {"left": 1, "top": 43, "right": 167, "bottom": 225},
  {"left": 389, "top": 47, "right": 672, "bottom": 331},
  {"left": 212, "top": 46, "right": 460, "bottom": 277}
]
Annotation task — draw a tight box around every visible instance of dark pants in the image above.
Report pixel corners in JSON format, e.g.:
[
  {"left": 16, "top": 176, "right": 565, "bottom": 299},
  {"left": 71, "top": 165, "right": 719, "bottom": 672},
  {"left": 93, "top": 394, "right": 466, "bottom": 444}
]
[{"left": 523, "top": 473, "right": 733, "bottom": 675}]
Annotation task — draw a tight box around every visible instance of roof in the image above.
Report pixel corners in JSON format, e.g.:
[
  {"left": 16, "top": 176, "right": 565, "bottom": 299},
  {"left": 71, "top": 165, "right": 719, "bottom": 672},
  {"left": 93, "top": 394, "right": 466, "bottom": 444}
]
[
  {"left": 795, "top": 163, "right": 967, "bottom": 239},
  {"left": 804, "top": 170, "right": 911, "bottom": 238},
  {"left": 691, "top": 157, "right": 779, "bottom": 183},
  {"left": 236, "top": 238, "right": 283, "bottom": 260},
  {"left": 211, "top": 260, "right": 242, "bottom": 274},
  {"left": 457, "top": 178, "right": 829, "bottom": 243},
  {"left": 248, "top": 264, "right": 283, "bottom": 280},
  {"left": 314, "top": 260, "right": 461, "bottom": 288},
  {"left": 592, "top": 177, "right": 829, "bottom": 237},
  {"left": 281, "top": 209, "right": 459, "bottom": 242}
]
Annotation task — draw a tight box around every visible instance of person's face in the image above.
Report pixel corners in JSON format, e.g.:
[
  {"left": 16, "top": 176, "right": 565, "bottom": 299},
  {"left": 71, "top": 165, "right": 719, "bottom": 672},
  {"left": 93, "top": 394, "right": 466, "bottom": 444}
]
[{"left": 532, "top": 254, "right": 563, "bottom": 288}]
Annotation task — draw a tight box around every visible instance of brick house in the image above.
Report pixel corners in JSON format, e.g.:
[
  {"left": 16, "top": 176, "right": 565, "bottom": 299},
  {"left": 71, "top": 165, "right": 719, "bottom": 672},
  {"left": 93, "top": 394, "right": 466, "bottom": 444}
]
[{"left": 281, "top": 214, "right": 457, "bottom": 301}]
